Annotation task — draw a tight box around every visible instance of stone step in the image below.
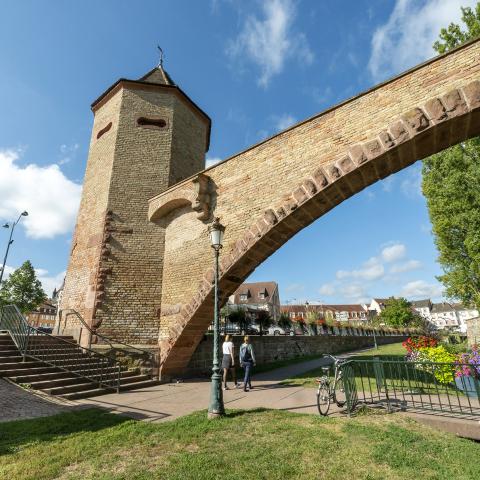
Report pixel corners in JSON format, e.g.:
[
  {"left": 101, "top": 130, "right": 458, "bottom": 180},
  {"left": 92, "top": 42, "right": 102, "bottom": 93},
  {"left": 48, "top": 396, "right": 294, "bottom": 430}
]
[
  {"left": 60, "top": 387, "right": 111, "bottom": 400},
  {"left": 45, "top": 380, "right": 98, "bottom": 395},
  {"left": 0, "top": 348, "right": 21, "bottom": 356},
  {"left": 0, "top": 355, "right": 26, "bottom": 363},
  {"left": 59, "top": 379, "right": 159, "bottom": 400},
  {"left": 10, "top": 370, "right": 74, "bottom": 383},
  {"left": 26, "top": 370, "right": 139, "bottom": 389},
  {"left": 0, "top": 362, "right": 51, "bottom": 374}
]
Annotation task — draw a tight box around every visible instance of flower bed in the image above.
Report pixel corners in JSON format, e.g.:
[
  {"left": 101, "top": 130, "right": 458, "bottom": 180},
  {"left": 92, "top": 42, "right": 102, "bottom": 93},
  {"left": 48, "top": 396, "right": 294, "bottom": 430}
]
[{"left": 403, "top": 336, "right": 480, "bottom": 390}]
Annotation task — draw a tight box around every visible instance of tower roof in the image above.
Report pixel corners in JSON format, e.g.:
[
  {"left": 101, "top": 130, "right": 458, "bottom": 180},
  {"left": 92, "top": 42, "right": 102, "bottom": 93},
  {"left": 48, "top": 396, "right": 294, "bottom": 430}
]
[
  {"left": 90, "top": 64, "right": 211, "bottom": 151},
  {"left": 138, "top": 65, "right": 176, "bottom": 86}
]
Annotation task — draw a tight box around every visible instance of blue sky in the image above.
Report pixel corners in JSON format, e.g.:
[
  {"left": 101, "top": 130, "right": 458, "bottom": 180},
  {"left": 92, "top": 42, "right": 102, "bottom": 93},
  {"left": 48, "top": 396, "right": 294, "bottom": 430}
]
[{"left": 0, "top": 0, "right": 475, "bottom": 304}]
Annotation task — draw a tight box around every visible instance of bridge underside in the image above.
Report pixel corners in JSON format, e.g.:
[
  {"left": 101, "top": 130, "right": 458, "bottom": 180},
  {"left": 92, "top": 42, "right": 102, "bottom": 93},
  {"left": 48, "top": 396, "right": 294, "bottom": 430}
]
[{"left": 147, "top": 39, "right": 480, "bottom": 378}]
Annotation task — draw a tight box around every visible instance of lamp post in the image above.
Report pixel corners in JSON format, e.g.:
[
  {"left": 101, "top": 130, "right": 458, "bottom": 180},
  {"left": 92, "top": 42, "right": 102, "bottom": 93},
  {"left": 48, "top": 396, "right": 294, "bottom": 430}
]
[
  {"left": 207, "top": 217, "right": 226, "bottom": 419},
  {"left": 367, "top": 309, "right": 378, "bottom": 350},
  {"left": 0, "top": 211, "right": 28, "bottom": 285}
]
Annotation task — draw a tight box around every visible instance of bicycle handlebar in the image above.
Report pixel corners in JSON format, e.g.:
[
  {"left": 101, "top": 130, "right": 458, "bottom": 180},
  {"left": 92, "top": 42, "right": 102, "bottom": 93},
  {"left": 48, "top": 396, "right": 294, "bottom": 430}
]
[{"left": 322, "top": 354, "right": 346, "bottom": 365}]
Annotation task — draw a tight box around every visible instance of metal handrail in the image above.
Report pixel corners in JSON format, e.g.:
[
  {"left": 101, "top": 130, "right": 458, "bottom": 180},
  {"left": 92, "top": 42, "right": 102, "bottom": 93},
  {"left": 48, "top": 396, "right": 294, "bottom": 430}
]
[
  {"left": 1, "top": 304, "right": 121, "bottom": 392},
  {"left": 59, "top": 309, "right": 158, "bottom": 379}
]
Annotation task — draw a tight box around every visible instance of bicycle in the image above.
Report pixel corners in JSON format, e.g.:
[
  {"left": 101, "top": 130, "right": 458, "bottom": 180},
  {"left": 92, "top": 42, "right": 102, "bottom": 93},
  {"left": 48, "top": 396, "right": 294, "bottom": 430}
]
[{"left": 315, "top": 354, "right": 347, "bottom": 416}]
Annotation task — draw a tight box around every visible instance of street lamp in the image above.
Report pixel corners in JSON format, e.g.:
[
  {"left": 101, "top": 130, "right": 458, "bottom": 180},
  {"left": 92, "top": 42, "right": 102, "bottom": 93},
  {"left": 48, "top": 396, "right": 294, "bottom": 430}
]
[
  {"left": 207, "top": 217, "right": 226, "bottom": 419},
  {"left": 0, "top": 211, "right": 28, "bottom": 285}
]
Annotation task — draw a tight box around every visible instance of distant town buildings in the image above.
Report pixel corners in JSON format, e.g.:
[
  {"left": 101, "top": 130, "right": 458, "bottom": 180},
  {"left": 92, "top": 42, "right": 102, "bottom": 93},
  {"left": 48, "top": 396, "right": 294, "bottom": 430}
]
[
  {"left": 411, "top": 299, "right": 478, "bottom": 333},
  {"left": 25, "top": 299, "right": 57, "bottom": 329},
  {"left": 227, "top": 281, "right": 281, "bottom": 321},
  {"left": 280, "top": 303, "right": 366, "bottom": 323}
]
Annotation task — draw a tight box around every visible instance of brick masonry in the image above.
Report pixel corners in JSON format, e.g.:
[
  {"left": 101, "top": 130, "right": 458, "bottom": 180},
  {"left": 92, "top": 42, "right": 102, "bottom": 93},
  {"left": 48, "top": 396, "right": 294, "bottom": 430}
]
[
  {"left": 186, "top": 334, "right": 408, "bottom": 377},
  {"left": 466, "top": 317, "right": 480, "bottom": 346},
  {"left": 60, "top": 39, "right": 480, "bottom": 376}
]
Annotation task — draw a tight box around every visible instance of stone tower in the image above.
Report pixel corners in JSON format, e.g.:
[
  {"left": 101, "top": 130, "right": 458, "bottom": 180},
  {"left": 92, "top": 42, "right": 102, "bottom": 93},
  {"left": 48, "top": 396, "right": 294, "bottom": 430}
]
[{"left": 59, "top": 65, "right": 211, "bottom": 346}]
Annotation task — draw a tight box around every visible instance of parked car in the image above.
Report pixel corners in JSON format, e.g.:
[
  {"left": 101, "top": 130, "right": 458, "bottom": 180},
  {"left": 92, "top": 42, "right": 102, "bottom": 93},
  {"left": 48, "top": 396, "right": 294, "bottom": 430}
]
[{"left": 36, "top": 326, "right": 53, "bottom": 334}]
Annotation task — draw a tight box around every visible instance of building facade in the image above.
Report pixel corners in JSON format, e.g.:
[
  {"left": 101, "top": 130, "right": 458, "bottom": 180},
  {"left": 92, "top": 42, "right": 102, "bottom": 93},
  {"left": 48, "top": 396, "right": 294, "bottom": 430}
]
[
  {"left": 281, "top": 304, "right": 367, "bottom": 323},
  {"left": 228, "top": 281, "right": 281, "bottom": 321},
  {"left": 26, "top": 300, "right": 57, "bottom": 329}
]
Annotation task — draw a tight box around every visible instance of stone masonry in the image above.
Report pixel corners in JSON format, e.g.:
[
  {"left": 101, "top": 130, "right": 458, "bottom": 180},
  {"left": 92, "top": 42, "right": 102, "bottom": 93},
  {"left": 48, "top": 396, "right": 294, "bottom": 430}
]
[
  {"left": 60, "top": 39, "right": 480, "bottom": 376},
  {"left": 186, "top": 334, "right": 407, "bottom": 377},
  {"left": 59, "top": 68, "right": 210, "bottom": 346}
]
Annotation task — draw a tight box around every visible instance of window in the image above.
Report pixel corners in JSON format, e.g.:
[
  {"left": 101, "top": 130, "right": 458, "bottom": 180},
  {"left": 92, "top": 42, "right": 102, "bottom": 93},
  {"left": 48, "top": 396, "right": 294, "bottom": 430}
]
[
  {"left": 240, "top": 294, "right": 248, "bottom": 301},
  {"left": 97, "top": 122, "right": 112, "bottom": 139},
  {"left": 136, "top": 117, "right": 167, "bottom": 129},
  {"left": 259, "top": 292, "right": 266, "bottom": 299}
]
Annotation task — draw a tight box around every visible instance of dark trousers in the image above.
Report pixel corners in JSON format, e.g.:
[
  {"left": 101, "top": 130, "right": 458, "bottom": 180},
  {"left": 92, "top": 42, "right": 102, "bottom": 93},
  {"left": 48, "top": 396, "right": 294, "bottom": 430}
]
[{"left": 242, "top": 361, "right": 253, "bottom": 387}]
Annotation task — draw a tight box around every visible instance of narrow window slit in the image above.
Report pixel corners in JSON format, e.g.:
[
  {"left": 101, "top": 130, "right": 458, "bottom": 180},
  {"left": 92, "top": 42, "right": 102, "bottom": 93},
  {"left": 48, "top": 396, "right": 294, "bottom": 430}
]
[
  {"left": 97, "top": 122, "right": 112, "bottom": 139},
  {"left": 137, "top": 117, "right": 167, "bottom": 129}
]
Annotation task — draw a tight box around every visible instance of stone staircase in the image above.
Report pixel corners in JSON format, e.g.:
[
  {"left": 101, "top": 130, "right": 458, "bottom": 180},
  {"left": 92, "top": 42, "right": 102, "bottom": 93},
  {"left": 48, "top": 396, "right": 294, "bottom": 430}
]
[{"left": 0, "top": 332, "right": 158, "bottom": 400}]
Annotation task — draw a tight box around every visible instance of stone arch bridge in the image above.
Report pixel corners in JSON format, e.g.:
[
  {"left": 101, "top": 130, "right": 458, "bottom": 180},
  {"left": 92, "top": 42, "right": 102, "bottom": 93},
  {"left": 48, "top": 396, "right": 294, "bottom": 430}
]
[{"left": 151, "top": 40, "right": 480, "bottom": 376}]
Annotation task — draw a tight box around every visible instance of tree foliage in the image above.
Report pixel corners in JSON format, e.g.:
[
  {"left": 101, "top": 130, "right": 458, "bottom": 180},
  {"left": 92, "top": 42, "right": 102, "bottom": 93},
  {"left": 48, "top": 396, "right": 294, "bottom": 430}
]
[
  {"left": 378, "top": 298, "right": 422, "bottom": 328},
  {"left": 433, "top": 4, "right": 480, "bottom": 54},
  {"left": 255, "top": 310, "right": 273, "bottom": 335},
  {"left": 422, "top": 3, "right": 480, "bottom": 308},
  {"left": 0, "top": 261, "right": 46, "bottom": 313},
  {"left": 277, "top": 312, "right": 292, "bottom": 330}
]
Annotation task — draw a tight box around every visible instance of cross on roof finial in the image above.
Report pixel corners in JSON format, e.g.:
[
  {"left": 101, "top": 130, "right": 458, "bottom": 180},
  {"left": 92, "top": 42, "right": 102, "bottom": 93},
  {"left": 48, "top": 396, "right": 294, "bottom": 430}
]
[{"left": 157, "top": 45, "right": 164, "bottom": 68}]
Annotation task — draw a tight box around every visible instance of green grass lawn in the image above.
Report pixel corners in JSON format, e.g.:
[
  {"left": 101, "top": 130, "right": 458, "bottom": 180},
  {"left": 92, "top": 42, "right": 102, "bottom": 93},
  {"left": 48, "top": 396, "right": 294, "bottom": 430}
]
[{"left": 1, "top": 407, "right": 479, "bottom": 480}]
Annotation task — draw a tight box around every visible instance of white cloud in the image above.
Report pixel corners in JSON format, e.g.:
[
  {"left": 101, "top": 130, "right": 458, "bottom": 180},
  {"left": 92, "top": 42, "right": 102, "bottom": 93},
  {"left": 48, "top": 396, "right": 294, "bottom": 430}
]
[
  {"left": 205, "top": 157, "right": 222, "bottom": 168},
  {"left": 0, "top": 149, "right": 81, "bottom": 239},
  {"left": 273, "top": 113, "right": 297, "bottom": 131},
  {"left": 368, "top": 0, "right": 476, "bottom": 81},
  {"left": 341, "top": 284, "right": 370, "bottom": 303},
  {"left": 381, "top": 176, "right": 394, "bottom": 192},
  {"left": 227, "top": 0, "right": 313, "bottom": 87},
  {"left": 337, "top": 259, "right": 385, "bottom": 281},
  {"left": 390, "top": 259, "right": 422, "bottom": 274},
  {"left": 401, "top": 164, "right": 422, "bottom": 198},
  {"left": 58, "top": 143, "right": 79, "bottom": 166},
  {"left": 381, "top": 243, "right": 406, "bottom": 263},
  {"left": 319, "top": 283, "right": 335, "bottom": 296},
  {"left": 38, "top": 270, "right": 65, "bottom": 297},
  {"left": 401, "top": 280, "right": 444, "bottom": 299}
]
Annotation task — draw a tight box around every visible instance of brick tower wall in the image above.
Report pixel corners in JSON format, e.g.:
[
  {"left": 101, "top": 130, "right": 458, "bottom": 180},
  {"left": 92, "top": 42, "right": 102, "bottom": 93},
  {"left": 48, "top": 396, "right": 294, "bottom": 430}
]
[{"left": 59, "top": 83, "right": 209, "bottom": 346}]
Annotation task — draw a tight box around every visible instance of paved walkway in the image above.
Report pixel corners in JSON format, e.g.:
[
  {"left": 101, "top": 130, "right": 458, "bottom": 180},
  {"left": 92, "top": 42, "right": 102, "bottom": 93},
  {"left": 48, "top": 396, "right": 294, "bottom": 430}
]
[
  {"left": 76, "top": 353, "right": 357, "bottom": 422},
  {"left": 0, "top": 378, "right": 73, "bottom": 422}
]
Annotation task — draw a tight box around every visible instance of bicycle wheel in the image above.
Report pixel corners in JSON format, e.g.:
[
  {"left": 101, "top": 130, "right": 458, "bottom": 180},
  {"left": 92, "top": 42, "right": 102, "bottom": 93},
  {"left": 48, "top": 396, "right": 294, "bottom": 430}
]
[
  {"left": 334, "top": 376, "right": 346, "bottom": 408},
  {"left": 316, "top": 384, "right": 331, "bottom": 416}
]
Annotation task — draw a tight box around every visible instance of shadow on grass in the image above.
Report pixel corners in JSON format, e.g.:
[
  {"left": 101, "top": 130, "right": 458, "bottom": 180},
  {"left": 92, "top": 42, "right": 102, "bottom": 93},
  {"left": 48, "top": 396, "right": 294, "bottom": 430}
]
[
  {"left": 0, "top": 408, "right": 130, "bottom": 456},
  {"left": 224, "top": 407, "right": 270, "bottom": 419}
]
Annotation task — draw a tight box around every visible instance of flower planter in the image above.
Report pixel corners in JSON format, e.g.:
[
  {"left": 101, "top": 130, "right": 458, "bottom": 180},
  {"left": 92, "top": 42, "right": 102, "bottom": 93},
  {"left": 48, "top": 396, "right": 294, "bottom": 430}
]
[{"left": 455, "top": 376, "right": 480, "bottom": 398}]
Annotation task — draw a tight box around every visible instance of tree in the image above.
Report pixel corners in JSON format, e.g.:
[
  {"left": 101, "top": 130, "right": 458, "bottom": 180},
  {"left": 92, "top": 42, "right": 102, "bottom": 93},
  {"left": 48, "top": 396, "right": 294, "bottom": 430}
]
[
  {"left": 305, "top": 310, "right": 319, "bottom": 335},
  {"left": 0, "top": 261, "right": 46, "bottom": 313},
  {"left": 422, "top": 3, "right": 480, "bottom": 309},
  {"left": 378, "top": 298, "right": 422, "bottom": 329},
  {"left": 255, "top": 310, "right": 273, "bottom": 336},
  {"left": 227, "top": 308, "right": 247, "bottom": 333},
  {"left": 277, "top": 312, "right": 292, "bottom": 330}
]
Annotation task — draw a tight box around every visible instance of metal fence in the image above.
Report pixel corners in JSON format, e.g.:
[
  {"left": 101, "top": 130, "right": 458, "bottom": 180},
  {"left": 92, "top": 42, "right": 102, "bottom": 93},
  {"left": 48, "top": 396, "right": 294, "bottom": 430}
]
[
  {"left": 341, "top": 357, "right": 480, "bottom": 420},
  {"left": 1, "top": 304, "right": 121, "bottom": 392}
]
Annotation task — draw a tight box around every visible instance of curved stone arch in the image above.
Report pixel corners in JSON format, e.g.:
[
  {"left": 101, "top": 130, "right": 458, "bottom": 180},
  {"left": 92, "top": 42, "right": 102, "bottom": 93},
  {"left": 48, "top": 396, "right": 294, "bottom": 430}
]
[
  {"left": 160, "top": 80, "right": 480, "bottom": 376},
  {"left": 149, "top": 173, "right": 214, "bottom": 222}
]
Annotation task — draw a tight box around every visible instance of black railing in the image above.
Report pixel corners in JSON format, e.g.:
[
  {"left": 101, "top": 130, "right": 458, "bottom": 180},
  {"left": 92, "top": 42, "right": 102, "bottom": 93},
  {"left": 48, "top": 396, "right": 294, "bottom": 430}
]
[
  {"left": 59, "top": 309, "right": 158, "bottom": 380},
  {"left": 340, "top": 357, "right": 480, "bottom": 420},
  {"left": 1, "top": 304, "right": 121, "bottom": 392}
]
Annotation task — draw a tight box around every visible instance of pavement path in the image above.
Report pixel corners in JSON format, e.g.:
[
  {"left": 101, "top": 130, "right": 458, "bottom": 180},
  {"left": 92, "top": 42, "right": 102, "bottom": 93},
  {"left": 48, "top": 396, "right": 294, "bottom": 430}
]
[
  {"left": 76, "top": 350, "right": 366, "bottom": 422},
  {"left": 0, "top": 378, "right": 73, "bottom": 422}
]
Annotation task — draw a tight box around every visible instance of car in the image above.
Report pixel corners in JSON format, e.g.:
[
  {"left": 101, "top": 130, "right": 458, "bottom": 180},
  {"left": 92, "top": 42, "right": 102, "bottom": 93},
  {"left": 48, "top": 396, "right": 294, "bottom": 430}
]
[
  {"left": 36, "top": 326, "right": 53, "bottom": 334},
  {"left": 268, "top": 325, "right": 290, "bottom": 335}
]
